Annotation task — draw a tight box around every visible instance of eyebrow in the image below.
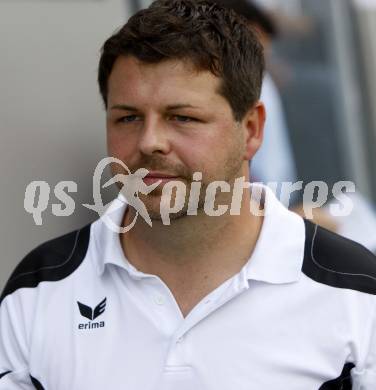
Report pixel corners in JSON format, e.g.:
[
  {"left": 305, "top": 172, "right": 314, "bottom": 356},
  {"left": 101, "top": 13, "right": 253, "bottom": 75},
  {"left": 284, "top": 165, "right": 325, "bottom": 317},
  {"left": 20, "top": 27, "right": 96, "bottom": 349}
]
[
  {"left": 110, "top": 104, "right": 138, "bottom": 111},
  {"left": 110, "top": 104, "right": 201, "bottom": 111},
  {"left": 166, "top": 104, "right": 200, "bottom": 110}
]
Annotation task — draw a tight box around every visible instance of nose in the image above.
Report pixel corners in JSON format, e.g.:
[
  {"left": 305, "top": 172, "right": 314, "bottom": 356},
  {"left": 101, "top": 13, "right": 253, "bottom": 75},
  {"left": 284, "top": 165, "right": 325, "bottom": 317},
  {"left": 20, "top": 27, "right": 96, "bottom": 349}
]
[{"left": 138, "top": 116, "right": 171, "bottom": 156}]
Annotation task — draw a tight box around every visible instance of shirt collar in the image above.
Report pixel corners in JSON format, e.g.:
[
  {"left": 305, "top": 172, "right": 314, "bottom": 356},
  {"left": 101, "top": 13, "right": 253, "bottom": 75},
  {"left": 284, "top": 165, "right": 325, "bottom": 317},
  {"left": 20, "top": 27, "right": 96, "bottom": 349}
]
[
  {"left": 91, "top": 184, "right": 305, "bottom": 284},
  {"left": 91, "top": 192, "right": 139, "bottom": 278},
  {"left": 242, "top": 184, "right": 305, "bottom": 284}
]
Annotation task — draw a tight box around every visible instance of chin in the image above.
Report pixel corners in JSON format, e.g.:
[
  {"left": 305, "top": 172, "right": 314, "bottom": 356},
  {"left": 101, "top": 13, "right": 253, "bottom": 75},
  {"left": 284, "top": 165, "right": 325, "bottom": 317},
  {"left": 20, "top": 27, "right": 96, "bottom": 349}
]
[{"left": 148, "top": 207, "right": 189, "bottom": 223}]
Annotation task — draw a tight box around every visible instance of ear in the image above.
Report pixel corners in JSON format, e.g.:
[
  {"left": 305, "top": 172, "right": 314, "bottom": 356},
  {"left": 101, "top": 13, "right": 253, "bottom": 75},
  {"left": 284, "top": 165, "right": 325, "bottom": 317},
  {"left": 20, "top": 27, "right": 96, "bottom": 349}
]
[{"left": 242, "top": 101, "right": 266, "bottom": 160}]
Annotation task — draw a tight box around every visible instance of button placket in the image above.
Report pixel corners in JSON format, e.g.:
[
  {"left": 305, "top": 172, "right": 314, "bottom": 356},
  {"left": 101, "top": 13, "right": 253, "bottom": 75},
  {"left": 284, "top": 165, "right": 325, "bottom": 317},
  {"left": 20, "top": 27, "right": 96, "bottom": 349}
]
[{"left": 165, "top": 334, "right": 188, "bottom": 367}]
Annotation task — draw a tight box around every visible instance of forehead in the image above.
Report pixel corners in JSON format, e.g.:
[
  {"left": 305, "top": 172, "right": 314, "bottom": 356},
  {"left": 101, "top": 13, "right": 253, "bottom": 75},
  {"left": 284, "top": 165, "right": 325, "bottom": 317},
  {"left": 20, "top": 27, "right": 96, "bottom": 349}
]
[{"left": 107, "top": 56, "right": 227, "bottom": 109}]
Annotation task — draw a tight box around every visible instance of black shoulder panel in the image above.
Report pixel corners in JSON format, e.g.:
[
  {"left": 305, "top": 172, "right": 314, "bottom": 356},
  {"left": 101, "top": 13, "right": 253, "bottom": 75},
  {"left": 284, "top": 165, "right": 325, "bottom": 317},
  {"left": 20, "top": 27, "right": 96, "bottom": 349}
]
[
  {"left": 302, "top": 219, "right": 376, "bottom": 295},
  {"left": 0, "top": 224, "right": 91, "bottom": 305}
]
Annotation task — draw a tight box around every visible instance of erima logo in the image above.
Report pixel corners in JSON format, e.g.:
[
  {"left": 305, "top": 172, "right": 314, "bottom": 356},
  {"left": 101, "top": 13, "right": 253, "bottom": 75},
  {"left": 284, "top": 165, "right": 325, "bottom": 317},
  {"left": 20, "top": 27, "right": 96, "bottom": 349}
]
[{"left": 77, "top": 297, "right": 106, "bottom": 330}]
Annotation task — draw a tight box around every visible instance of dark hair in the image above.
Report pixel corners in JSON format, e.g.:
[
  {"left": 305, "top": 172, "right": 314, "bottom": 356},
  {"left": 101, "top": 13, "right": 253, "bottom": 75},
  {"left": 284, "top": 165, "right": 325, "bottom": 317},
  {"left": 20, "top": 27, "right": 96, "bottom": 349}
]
[
  {"left": 98, "top": 0, "right": 265, "bottom": 121},
  {"left": 212, "top": 0, "right": 278, "bottom": 38}
]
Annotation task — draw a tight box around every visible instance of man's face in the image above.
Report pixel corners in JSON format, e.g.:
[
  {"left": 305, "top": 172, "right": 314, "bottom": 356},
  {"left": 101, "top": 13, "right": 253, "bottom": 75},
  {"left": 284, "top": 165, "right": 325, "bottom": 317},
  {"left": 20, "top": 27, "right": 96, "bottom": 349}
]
[{"left": 106, "top": 56, "right": 258, "bottom": 221}]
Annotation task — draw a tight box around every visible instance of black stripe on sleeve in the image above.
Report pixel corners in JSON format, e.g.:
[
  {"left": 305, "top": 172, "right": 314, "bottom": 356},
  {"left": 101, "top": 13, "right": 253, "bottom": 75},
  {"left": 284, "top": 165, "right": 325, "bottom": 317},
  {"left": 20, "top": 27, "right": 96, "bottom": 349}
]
[
  {"left": 0, "top": 371, "right": 11, "bottom": 379},
  {"left": 302, "top": 219, "right": 376, "bottom": 295},
  {"left": 319, "top": 362, "right": 354, "bottom": 389},
  {"left": 0, "top": 223, "right": 91, "bottom": 305},
  {"left": 30, "top": 374, "right": 45, "bottom": 389}
]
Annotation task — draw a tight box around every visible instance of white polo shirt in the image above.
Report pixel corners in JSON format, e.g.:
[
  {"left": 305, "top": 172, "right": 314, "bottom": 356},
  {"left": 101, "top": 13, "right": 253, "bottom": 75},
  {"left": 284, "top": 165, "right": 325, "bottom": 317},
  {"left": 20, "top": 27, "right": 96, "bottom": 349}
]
[{"left": 1, "top": 185, "right": 376, "bottom": 390}]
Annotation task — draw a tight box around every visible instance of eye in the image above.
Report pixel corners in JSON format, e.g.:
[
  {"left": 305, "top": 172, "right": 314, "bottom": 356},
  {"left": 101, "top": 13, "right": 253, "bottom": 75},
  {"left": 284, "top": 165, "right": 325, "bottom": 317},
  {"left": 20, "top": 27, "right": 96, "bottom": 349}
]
[
  {"left": 172, "top": 115, "right": 198, "bottom": 123},
  {"left": 117, "top": 115, "right": 141, "bottom": 123}
]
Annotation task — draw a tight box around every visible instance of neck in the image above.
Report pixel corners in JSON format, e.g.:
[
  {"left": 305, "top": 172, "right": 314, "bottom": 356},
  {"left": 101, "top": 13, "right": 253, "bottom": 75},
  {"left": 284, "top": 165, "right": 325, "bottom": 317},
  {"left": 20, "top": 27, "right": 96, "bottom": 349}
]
[
  {"left": 120, "top": 184, "right": 263, "bottom": 272},
  {"left": 119, "top": 185, "right": 263, "bottom": 317}
]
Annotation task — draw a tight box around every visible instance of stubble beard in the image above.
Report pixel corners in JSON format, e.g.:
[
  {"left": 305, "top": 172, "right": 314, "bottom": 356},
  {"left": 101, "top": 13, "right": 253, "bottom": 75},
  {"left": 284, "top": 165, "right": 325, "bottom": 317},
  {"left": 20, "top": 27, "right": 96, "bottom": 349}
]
[
  {"left": 111, "top": 126, "right": 245, "bottom": 224},
  {"left": 143, "top": 146, "right": 245, "bottom": 223}
]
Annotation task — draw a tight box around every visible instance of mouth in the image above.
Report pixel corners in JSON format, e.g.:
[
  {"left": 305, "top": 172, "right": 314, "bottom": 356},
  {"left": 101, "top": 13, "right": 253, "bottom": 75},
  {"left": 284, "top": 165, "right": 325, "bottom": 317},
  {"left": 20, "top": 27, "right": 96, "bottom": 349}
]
[{"left": 143, "top": 172, "right": 180, "bottom": 186}]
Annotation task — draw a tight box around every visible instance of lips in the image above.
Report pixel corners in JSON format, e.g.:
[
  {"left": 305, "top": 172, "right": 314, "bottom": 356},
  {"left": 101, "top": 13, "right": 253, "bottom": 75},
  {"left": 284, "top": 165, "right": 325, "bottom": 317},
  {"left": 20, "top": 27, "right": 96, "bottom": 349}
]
[
  {"left": 146, "top": 172, "right": 179, "bottom": 179},
  {"left": 143, "top": 172, "right": 180, "bottom": 186}
]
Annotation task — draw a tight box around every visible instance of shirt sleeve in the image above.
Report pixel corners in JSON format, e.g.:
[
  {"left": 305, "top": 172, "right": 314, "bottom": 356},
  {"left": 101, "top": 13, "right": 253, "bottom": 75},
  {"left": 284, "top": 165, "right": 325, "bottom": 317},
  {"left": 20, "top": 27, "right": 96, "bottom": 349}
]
[
  {"left": 0, "top": 294, "right": 34, "bottom": 389},
  {"left": 352, "top": 300, "right": 376, "bottom": 389}
]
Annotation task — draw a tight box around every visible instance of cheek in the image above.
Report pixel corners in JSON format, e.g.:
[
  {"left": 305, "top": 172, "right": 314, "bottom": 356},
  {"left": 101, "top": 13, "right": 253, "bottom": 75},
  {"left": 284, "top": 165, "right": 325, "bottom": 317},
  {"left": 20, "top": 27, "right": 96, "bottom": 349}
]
[
  {"left": 107, "top": 130, "right": 136, "bottom": 159},
  {"left": 173, "top": 139, "right": 222, "bottom": 178}
]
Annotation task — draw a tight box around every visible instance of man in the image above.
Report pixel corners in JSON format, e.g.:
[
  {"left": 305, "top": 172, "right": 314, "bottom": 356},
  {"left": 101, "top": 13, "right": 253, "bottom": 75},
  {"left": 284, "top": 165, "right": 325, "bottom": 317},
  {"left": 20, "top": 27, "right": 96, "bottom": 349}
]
[{"left": 1, "top": 1, "right": 376, "bottom": 389}]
